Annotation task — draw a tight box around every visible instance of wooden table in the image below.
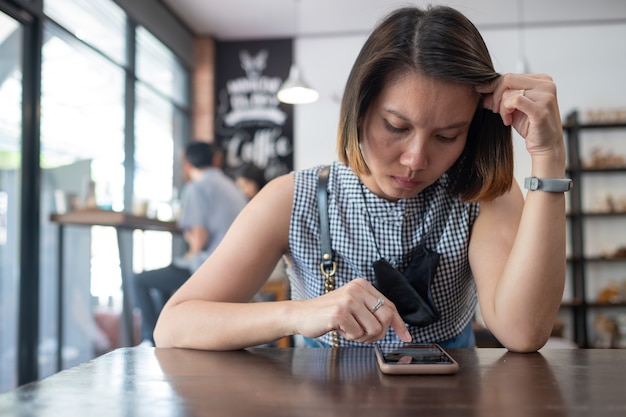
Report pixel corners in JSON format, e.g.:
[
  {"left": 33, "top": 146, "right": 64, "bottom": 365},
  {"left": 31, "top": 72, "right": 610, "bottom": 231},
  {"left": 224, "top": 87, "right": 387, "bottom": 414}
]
[
  {"left": 50, "top": 210, "right": 179, "bottom": 370},
  {"left": 1, "top": 347, "right": 625, "bottom": 416}
]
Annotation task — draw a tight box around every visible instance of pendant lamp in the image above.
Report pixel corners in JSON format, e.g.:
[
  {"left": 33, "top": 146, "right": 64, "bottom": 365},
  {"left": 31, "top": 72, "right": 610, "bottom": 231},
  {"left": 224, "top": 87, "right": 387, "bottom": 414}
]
[
  {"left": 277, "top": 0, "right": 319, "bottom": 104},
  {"left": 277, "top": 65, "right": 319, "bottom": 104}
]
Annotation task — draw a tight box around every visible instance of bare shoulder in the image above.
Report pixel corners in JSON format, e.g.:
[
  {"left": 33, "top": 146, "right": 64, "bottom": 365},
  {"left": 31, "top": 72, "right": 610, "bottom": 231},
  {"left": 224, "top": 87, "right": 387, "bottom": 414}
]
[
  {"left": 252, "top": 173, "right": 295, "bottom": 212},
  {"left": 262, "top": 172, "right": 295, "bottom": 194}
]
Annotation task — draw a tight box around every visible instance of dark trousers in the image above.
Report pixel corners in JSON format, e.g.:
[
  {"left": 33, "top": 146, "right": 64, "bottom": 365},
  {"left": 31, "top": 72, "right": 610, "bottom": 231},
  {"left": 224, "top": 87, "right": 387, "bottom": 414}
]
[{"left": 133, "top": 264, "right": 191, "bottom": 343}]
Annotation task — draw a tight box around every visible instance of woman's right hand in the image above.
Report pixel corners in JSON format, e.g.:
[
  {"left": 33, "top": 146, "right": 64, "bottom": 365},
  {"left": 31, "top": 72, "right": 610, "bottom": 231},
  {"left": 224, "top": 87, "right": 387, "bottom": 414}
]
[{"left": 289, "top": 278, "right": 412, "bottom": 344}]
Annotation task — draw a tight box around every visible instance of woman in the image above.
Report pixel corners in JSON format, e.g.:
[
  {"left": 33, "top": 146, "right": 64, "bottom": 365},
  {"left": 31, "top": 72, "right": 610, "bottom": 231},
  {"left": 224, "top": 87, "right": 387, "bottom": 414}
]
[{"left": 155, "top": 6, "right": 567, "bottom": 352}]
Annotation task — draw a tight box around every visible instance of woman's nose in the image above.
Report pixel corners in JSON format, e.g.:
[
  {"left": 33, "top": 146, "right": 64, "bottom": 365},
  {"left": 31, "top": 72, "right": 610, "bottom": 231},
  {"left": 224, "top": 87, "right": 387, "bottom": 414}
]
[{"left": 400, "top": 136, "right": 429, "bottom": 171}]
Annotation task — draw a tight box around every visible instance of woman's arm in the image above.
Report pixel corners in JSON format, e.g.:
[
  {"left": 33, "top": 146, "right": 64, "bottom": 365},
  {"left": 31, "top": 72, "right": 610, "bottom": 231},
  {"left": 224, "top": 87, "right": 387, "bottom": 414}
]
[
  {"left": 154, "top": 174, "right": 295, "bottom": 349},
  {"left": 471, "top": 74, "right": 567, "bottom": 352},
  {"left": 154, "top": 173, "right": 410, "bottom": 350}
]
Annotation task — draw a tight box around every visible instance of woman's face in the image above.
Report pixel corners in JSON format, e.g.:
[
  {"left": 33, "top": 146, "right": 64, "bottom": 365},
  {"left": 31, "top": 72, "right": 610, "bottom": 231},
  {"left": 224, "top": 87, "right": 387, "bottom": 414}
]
[{"left": 359, "top": 72, "right": 478, "bottom": 201}]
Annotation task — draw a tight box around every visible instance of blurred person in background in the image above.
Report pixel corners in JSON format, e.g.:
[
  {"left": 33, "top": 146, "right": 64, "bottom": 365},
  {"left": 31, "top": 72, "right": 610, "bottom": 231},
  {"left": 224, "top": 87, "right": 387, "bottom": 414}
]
[
  {"left": 234, "top": 163, "right": 267, "bottom": 200},
  {"left": 133, "top": 141, "right": 247, "bottom": 346}
]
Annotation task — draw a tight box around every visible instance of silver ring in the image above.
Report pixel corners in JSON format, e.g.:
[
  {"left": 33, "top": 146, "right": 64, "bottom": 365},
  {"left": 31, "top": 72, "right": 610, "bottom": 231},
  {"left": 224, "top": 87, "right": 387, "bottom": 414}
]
[
  {"left": 519, "top": 89, "right": 525, "bottom": 97},
  {"left": 371, "top": 298, "right": 384, "bottom": 313}
]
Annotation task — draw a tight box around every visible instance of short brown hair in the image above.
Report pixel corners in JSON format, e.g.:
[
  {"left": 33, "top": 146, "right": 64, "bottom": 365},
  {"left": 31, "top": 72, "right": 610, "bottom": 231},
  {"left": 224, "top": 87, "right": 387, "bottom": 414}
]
[
  {"left": 337, "top": 6, "right": 513, "bottom": 202},
  {"left": 185, "top": 141, "right": 215, "bottom": 169}
]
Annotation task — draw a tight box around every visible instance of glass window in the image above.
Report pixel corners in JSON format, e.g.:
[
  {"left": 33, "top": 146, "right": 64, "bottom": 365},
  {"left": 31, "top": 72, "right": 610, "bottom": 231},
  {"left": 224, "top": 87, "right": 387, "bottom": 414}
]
[
  {"left": 134, "top": 83, "right": 175, "bottom": 203},
  {"left": 134, "top": 28, "right": 191, "bottom": 272},
  {"left": 43, "top": 0, "right": 126, "bottom": 66},
  {"left": 0, "top": 11, "right": 22, "bottom": 394},
  {"left": 136, "top": 26, "right": 189, "bottom": 108},
  {"left": 3, "top": 0, "right": 192, "bottom": 389},
  {"left": 40, "top": 24, "right": 125, "bottom": 208},
  {"left": 133, "top": 83, "right": 176, "bottom": 272},
  {"left": 39, "top": 21, "right": 126, "bottom": 375}
]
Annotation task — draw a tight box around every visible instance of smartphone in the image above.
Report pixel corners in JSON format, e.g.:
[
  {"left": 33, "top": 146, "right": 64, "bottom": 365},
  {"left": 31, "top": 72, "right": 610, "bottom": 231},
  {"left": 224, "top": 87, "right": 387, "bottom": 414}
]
[{"left": 374, "top": 344, "right": 459, "bottom": 375}]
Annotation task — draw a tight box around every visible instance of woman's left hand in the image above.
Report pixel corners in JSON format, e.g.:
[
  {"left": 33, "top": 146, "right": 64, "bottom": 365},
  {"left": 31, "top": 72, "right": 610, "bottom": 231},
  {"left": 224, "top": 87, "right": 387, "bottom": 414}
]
[{"left": 477, "top": 73, "right": 564, "bottom": 159}]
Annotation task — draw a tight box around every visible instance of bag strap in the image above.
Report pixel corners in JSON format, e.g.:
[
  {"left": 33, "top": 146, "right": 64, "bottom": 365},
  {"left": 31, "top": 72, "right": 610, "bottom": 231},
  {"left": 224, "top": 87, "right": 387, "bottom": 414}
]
[
  {"left": 317, "top": 166, "right": 334, "bottom": 277},
  {"left": 317, "top": 165, "right": 339, "bottom": 348}
]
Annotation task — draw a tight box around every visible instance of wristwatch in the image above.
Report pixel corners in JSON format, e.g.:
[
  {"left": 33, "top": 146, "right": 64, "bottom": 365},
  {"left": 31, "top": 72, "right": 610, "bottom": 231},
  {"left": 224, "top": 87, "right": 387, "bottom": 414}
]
[{"left": 524, "top": 177, "right": 573, "bottom": 192}]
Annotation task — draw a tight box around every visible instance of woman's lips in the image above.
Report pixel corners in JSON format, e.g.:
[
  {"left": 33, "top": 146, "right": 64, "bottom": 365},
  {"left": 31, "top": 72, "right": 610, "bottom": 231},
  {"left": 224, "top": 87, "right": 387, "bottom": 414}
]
[{"left": 393, "top": 175, "right": 421, "bottom": 189}]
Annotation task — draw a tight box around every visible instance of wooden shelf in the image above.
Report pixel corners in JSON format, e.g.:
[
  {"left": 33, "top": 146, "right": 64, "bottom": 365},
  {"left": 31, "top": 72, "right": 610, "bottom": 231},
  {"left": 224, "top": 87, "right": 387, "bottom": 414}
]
[
  {"left": 570, "top": 167, "right": 626, "bottom": 173},
  {"left": 568, "top": 256, "right": 626, "bottom": 263},
  {"left": 560, "top": 299, "right": 583, "bottom": 308},
  {"left": 586, "top": 302, "right": 626, "bottom": 308},
  {"left": 563, "top": 120, "right": 626, "bottom": 129},
  {"left": 563, "top": 110, "right": 626, "bottom": 348}
]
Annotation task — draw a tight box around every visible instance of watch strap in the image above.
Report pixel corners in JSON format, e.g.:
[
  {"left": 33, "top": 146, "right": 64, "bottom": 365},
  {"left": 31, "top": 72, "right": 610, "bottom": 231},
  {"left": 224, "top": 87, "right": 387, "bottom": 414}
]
[{"left": 524, "top": 177, "right": 573, "bottom": 192}]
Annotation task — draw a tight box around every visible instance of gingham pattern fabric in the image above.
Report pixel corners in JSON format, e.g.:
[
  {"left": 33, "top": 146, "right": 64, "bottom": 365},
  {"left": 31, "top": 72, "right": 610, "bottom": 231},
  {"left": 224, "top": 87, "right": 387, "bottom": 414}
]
[{"left": 286, "top": 161, "right": 480, "bottom": 348}]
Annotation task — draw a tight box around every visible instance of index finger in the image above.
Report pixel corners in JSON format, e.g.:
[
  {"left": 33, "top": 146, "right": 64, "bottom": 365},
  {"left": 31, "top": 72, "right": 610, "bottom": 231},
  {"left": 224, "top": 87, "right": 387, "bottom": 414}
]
[
  {"left": 476, "top": 73, "right": 548, "bottom": 112},
  {"left": 475, "top": 77, "right": 503, "bottom": 112},
  {"left": 474, "top": 77, "right": 499, "bottom": 95},
  {"left": 476, "top": 73, "right": 532, "bottom": 106},
  {"left": 390, "top": 311, "right": 412, "bottom": 343}
]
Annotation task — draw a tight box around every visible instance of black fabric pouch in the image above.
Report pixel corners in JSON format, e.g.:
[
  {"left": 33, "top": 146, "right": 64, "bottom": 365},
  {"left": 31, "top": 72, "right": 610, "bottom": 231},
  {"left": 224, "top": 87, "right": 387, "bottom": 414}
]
[{"left": 373, "top": 244, "right": 441, "bottom": 327}]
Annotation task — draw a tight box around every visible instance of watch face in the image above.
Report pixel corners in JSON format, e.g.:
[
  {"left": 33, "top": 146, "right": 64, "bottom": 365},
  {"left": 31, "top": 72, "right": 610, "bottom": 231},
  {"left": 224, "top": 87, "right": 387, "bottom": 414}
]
[{"left": 530, "top": 177, "right": 540, "bottom": 190}]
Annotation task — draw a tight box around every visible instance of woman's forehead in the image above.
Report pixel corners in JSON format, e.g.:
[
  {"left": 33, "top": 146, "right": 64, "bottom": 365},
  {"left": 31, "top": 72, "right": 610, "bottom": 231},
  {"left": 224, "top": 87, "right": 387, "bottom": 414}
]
[{"left": 372, "top": 72, "right": 477, "bottom": 126}]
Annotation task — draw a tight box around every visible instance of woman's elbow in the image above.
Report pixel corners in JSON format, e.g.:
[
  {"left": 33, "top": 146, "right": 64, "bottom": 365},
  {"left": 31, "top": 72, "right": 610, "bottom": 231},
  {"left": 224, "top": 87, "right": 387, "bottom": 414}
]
[
  {"left": 153, "top": 309, "right": 175, "bottom": 348},
  {"left": 499, "top": 328, "right": 551, "bottom": 353}
]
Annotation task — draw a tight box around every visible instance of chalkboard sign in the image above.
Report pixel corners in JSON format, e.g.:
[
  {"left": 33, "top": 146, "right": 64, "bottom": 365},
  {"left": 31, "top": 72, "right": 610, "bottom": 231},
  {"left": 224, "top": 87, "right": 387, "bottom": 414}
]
[{"left": 215, "top": 39, "right": 293, "bottom": 182}]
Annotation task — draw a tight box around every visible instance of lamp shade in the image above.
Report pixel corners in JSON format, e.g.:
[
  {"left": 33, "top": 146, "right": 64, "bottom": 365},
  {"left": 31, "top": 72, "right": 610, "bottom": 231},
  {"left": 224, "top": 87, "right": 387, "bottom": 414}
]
[{"left": 277, "top": 65, "right": 319, "bottom": 104}]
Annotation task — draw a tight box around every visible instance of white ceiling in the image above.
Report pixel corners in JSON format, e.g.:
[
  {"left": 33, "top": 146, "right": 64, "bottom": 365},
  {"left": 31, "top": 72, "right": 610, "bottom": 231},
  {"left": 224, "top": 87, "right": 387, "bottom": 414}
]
[{"left": 162, "top": 0, "right": 626, "bottom": 40}]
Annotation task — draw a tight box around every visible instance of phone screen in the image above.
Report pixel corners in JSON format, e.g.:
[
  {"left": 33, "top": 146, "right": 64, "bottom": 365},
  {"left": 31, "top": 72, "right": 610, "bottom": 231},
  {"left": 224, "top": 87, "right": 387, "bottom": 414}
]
[{"left": 378, "top": 344, "right": 454, "bottom": 364}]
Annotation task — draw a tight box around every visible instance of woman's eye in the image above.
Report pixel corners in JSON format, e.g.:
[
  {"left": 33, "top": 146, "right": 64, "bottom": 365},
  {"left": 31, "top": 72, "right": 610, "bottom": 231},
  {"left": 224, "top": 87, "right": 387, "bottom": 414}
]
[
  {"left": 437, "top": 134, "right": 457, "bottom": 143},
  {"left": 384, "top": 120, "right": 406, "bottom": 133}
]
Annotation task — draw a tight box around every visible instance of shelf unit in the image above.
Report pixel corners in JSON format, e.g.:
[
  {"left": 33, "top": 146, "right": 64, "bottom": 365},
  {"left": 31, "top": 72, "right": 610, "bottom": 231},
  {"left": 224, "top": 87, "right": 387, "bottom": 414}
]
[{"left": 564, "top": 110, "right": 626, "bottom": 348}]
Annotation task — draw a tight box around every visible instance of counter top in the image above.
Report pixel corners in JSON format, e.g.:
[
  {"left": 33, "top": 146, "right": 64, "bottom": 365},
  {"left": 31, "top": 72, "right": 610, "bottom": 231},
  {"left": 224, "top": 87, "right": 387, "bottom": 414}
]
[{"left": 2, "top": 347, "right": 625, "bottom": 416}]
